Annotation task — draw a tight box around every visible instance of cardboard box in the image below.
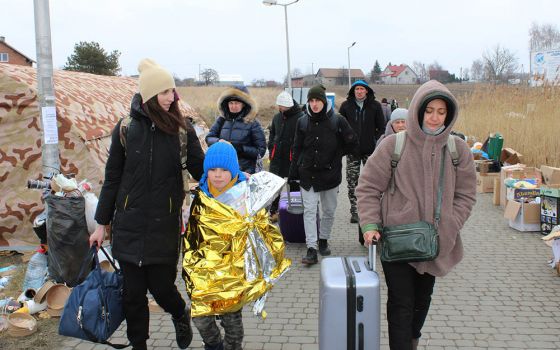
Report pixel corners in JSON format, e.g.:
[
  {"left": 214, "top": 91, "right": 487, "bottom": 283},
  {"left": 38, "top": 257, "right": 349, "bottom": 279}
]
[
  {"left": 499, "top": 166, "right": 542, "bottom": 208},
  {"left": 500, "top": 148, "right": 523, "bottom": 166},
  {"left": 504, "top": 200, "right": 541, "bottom": 232},
  {"left": 540, "top": 185, "right": 560, "bottom": 234},
  {"left": 540, "top": 165, "right": 560, "bottom": 185},
  {"left": 506, "top": 187, "right": 540, "bottom": 201},
  {"left": 476, "top": 172, "right": 499, "bottom": 193}
]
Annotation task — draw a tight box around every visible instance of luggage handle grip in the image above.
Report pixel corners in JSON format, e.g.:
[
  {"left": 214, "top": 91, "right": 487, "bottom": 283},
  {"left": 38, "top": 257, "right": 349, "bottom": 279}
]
[{"left": 368, "top": 243, "right": 376, "bottom": 271}]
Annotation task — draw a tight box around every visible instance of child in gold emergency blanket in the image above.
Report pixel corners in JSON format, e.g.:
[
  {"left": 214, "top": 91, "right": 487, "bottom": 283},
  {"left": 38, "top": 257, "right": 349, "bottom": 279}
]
[{"left": 185, "top": 141, "right": 247, "bottom": 350}]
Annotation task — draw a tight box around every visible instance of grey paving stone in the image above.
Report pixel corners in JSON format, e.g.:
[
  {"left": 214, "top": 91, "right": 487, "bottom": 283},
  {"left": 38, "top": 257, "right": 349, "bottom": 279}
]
[{"left": 55, "top": 174, "right": 560, "bottom": 350}]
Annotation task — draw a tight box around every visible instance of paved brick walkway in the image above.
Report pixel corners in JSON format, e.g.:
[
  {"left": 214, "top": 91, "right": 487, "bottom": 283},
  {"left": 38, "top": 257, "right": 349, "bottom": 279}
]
[{"left": 59, "top": 180, "right": 560, "bottom": 349}]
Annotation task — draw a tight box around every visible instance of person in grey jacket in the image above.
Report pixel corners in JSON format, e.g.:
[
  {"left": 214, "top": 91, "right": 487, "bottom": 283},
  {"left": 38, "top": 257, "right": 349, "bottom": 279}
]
[
  {"left": 356, "top": 80, "right": 476, "bottom": 350},
  {"left": 375, "top": 107, "right": 408, "bottom": 147},
  {"left": 205, "top": 85, "right": 266, "bottom": 174}
]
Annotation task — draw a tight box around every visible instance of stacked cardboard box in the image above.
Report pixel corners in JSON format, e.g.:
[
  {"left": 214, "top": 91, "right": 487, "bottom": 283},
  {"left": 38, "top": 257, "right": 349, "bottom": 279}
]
[
  {"left": 500, "top": 165, "right": 542, "bottom": 232},
  {"left": 539, "top": 166, "right": 560, "bottom": 234}
]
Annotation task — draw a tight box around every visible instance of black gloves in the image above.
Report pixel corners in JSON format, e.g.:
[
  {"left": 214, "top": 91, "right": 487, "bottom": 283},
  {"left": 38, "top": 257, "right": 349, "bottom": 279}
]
[{"left": 288, "top": 179, "right": 300, "bottom": 192}]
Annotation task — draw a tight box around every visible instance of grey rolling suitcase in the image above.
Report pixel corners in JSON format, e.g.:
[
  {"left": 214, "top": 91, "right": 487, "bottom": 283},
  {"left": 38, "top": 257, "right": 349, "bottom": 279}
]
[{"left": 319, "top": 245, "right": 380, "bottom": 350}]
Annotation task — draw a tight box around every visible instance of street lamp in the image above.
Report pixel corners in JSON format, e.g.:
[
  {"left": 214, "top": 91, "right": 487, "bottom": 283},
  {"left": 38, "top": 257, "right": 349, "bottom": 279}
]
[
  {"left": 263, "top": 0, "right": 299, "bottom": 90},
  {"left": 347, "top": 41, "right": 356, "bottom": 88}
]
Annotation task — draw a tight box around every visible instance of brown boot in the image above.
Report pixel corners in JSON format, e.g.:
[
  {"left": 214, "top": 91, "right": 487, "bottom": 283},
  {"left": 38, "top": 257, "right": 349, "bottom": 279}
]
[{"left": 412, "top": 338, "right": 419, "bottom": 350}]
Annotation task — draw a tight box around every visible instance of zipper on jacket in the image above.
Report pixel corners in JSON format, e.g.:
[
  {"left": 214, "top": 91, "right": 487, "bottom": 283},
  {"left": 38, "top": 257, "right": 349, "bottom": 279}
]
[
  {"left": 169, "top": 197, "right": 172, "bottom": 213},
  {"left": 124, "top": 195, "right": 129, "bottom": 210},
  {"left": 139, "top": 121, "right": 155, "bottom": 267}
]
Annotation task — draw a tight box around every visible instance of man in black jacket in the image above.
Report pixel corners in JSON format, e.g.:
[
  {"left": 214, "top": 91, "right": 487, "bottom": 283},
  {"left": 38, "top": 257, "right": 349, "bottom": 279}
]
[
  {"left": 267, "top": 91, "right": 304, "bottom": 221},
  {"left": 339, "top": 80, "right": 386, "bottom": 223},
  {"left": 288, "top": 85, "right": 358, "bottom": 265}
]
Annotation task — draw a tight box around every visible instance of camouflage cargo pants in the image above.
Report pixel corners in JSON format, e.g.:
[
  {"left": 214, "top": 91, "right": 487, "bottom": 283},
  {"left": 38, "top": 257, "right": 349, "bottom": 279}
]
[
  {"left": 192, "top": 309, "right": 243, "bottom": 350},
  {"left": 346, "top": 154, "right": 369, "bottom": 215}
]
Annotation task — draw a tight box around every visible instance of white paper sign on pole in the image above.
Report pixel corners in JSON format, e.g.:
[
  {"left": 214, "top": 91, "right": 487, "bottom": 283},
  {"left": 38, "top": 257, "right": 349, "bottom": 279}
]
[{"left": 41, "top": 106, "right": 58, "bottom": 144}]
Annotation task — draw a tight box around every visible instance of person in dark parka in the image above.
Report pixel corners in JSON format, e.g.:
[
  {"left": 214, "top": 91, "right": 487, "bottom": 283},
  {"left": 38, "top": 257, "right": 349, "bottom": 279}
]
[
  {"left": 288, "top": 85, "right": 358, "bottom": 265},
  {"left": 339, "top": 80, "right": 386, "bottom": 223},
  {"left": 90, "top": 59, "right": 204, "bottom": 350},
  {"left": 267, "top": 91, "right": 304, "bottom": 220},
  {"left": 205, "top": 85, "right": 266, "bottom": 174}
]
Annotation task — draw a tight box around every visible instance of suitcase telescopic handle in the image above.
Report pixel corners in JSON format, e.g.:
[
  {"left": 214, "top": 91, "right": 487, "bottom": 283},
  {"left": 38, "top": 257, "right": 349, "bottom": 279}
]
[{"left": 368, "top": 243, "right": 376, "bottom": 271}]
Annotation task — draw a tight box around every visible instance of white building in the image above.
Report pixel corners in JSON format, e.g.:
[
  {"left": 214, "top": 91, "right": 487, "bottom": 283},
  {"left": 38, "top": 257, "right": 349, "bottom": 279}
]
[{"left": 380, "top": 64, "right": 417, "bottom": 84}]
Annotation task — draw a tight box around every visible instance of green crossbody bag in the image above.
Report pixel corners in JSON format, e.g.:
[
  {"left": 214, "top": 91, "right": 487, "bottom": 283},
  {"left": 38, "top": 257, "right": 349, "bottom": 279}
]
[{"left": 380, "top": 137, "right": 448, "bottom": 263}]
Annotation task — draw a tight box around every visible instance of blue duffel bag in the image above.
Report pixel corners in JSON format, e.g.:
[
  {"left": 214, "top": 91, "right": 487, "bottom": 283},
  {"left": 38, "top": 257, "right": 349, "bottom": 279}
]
[{"left": 59, "top": 245, "right": 128, "bottom": 349}]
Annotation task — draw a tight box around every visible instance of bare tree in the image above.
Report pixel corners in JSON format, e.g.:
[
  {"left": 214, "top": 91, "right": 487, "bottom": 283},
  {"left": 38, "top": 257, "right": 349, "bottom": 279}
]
[
  {"left": 427, "top": 61, "right": 443, "bottom": 71},
  {"left": 412, "top": 61, "right": 428, "bottom": 83},
  {"left": 251, "top": 79, "right": 267, "bottom": 87},
  {"left": 336, "top": 66, "right": 349, "bottom": 86},
  {"left": 482, "top": 45, "right": 518, "bottom": 83},
  {"left": 461, "top": 68, "right": 470, "bottom": 81},
  {"left": 200, "top": 68, "right": 219, "bottom": 86},
  {"left": 471, "top": 59, "right": 484, "bottom": 81},
  {"left": 283, "top": 68, "right": 303, "bottom": 85},
  {"left": 529, "top": 22, "right": 560, "bottom": 51}
]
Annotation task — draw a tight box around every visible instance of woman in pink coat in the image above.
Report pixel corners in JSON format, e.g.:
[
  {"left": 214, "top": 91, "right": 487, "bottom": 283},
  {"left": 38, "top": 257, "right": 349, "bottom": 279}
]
[{"left": 356, "top": 80, "right": 476, "bottom": 350}]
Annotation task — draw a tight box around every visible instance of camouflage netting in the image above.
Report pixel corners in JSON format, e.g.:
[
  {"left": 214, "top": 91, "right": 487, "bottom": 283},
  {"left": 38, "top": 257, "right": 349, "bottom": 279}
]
[{"left": 0, "top": 63, "right": 208, "bottom": 245}]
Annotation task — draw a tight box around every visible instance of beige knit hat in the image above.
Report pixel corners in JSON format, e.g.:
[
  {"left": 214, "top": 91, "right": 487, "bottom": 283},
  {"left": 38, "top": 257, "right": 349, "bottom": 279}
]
[{"left": 138, "top": 58, "right": 176, "bottom": 102}]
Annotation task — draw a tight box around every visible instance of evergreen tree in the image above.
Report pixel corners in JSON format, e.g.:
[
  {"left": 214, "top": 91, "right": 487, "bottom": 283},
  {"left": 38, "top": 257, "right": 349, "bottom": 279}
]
[
  {"left": 369, "top": 60, "right": 382, "bottom": 83},
  {"left": 64, "top": 41, "right": 121, "bottom": 76}
]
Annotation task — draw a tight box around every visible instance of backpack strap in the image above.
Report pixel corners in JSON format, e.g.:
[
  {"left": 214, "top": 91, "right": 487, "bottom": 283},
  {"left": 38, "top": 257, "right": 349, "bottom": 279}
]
[
  {"left": 119, "top": 115, "right": 133, "bottom": 156},
  {"left": 389, "top": 132, "right": 459, "bottom": 195},
  {"left": 299, "top": 115, "right": 309, "bottom": 132},
  {"left": 178, "top": 125, "right": 191, "bottom": 196},
  {"left": 299, "top": 113, "right": 339, "bottom": 134},
  {"left": 389, "top": 131, "right": 406, "bottom": 194},
  {"left": 447, "top": 135, "right": 459, "bottom": 168}
]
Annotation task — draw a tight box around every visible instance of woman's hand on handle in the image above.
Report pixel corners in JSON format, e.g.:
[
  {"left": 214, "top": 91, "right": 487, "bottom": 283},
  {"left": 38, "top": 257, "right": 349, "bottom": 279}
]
[
  {"left": 89, "top": 224, "right": 109, "bottom": 248},
  {"left": 363, "top": 230, "right": 381, "bottom": 246}
]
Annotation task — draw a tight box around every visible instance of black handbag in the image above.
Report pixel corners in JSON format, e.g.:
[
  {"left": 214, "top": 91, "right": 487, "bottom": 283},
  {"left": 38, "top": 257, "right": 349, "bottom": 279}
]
[
  {"left": 380, "top": 146, "right": 446, "bottom": 263},
  {"left": 59, "top": 245, "right": 128, "bottom": 349}
]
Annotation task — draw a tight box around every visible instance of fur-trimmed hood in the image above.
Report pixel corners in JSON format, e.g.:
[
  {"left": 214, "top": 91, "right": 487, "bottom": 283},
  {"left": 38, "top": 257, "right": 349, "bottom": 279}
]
[{"left": 217, "top": 87, "right": 258, "bottom": 123}]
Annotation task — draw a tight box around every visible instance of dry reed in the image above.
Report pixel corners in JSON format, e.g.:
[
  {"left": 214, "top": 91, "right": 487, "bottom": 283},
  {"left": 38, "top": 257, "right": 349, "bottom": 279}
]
[{"left": 177, "top": 84, "right": 560, "bottom": 167}]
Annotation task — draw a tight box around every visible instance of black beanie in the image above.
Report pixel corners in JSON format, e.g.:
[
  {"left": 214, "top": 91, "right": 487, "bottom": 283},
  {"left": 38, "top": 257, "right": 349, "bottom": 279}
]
[{"left": 307, "top": 84, "right": 327, "bottom": 104}]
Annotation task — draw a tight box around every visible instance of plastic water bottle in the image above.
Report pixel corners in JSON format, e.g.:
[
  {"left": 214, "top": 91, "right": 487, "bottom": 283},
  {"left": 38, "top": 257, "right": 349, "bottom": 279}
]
[{"left": 22, "top": 252, "right": 48, "bottom": 292}]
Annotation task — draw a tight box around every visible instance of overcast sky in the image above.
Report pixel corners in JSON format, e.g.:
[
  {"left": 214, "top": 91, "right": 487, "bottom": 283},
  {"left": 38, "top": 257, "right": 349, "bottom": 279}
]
[{"left": 2, "top": 0, "right": 559, "bottom": 84}]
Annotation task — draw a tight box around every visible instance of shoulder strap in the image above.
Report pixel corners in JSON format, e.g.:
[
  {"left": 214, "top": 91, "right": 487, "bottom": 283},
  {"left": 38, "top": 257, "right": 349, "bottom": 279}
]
[
  {"left": 389, "top": 131, "right": 406, "bottom": 194},
  {"left": 299, "top": 115, "right": 309, "bottom": 132},
  {"left": 331, "top": 114, "right": 341, "bottom": 133},
  {"left": 119, "top": 115, "right": 133, "bottom": 155},
  {"left": 178, "top": 125, "right": 191, "bottom": 196},
  {"left": 389, "top": 132, "right": 459, "bottom": 195},
  {"left": 178, "top": 126, "right": 189, "bottom": 170},
  {"left": 447, "top": 135, "right": 459, "bottom": 168}
]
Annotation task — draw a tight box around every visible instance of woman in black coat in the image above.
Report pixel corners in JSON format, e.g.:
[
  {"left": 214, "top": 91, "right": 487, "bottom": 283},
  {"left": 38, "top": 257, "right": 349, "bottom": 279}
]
[
  {"left": 205, "top": 85, "right": 266, "bottom": 174},
  {"left": 89, "top": 59, "right": 204, "bottom": 350}
]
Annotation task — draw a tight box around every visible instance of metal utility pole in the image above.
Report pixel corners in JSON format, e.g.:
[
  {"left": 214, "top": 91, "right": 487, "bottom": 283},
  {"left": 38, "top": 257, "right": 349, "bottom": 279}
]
[
  {"left": 347, "top": 41, "right": 356, "bottom": 88},
  {"left": 263, "top": 0, "right": 299, "bottom": 90},
  {"left": 34, "top": 0, "right": 60, "bottom": 175}
]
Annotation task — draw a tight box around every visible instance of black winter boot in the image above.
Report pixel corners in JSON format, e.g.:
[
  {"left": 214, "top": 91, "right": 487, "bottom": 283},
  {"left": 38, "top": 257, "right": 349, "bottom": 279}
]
[
  {"left": 205, "top": 341, "right": 224, "bottom": 350},
  {"left": 172, "top": 308, "right": 193, "bottom": 349},
  {"left": 302, "top": 247, "right": 318, "bottom": 265},
  {"left": 318, "top": 239, "right": 331, "bottom": 256}
]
